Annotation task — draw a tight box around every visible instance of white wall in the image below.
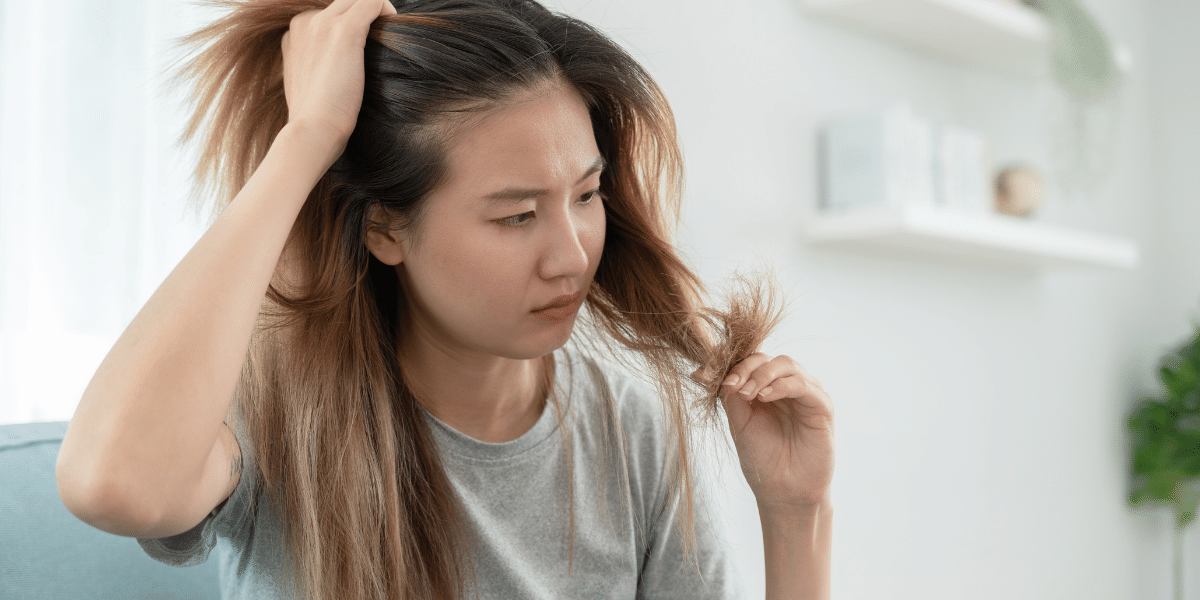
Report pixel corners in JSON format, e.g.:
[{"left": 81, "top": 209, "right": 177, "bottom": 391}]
[
  {"left": 545, "top": 0, "right": 1198, "bottom": 598},
  {"left": 1145, "top": 3, "right": 1200, "bottom": 361}
]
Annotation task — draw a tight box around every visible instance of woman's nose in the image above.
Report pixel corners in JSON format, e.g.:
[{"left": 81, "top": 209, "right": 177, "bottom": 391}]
[{"left": 537, "top": 207, "right": 591, "bottom": 280}]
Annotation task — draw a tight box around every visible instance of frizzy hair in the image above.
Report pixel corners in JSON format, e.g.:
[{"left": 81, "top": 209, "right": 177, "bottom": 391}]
[{"left": 172, "top": 0, "right": 783, "bottom": 599}]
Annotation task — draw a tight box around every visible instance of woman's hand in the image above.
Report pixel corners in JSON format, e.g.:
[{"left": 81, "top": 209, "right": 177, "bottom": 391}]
[
  {"left": 715, "top": 353, "right": 835, "bottom": 515},
  {"left": 281, "top": 0, "right": 396, "bottom": 153}
]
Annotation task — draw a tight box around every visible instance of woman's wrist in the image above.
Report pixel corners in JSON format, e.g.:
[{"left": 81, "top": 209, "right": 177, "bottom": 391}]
[
  {"left": 276, "top": 120, "right": 348, "bottom": 176},
  {"left": 223, "top": 121, "right": 342, "bottom": 222},
  {"left": 759, "top": 497, "right": 832, "bottom": 600},
  {"left": 758, "top": 497, "right": 832, "bottom": 532}
]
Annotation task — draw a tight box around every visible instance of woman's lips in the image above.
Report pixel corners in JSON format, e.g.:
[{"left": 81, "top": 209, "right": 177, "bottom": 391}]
[{"left": 532, "top": 292, "right": 582, "bottom": 323}]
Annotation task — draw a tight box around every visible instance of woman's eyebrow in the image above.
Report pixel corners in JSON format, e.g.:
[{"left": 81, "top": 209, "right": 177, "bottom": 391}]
[{"left": 483, "top": 156, "right": 607, "bottom": 204}]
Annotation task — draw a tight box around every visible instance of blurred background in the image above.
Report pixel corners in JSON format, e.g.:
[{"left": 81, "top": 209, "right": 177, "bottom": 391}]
[{"left": 2, "top": 0, "right": 1198, "bottom": 598}]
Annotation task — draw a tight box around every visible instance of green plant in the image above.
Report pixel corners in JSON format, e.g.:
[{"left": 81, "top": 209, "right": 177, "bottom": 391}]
[
  {"left": 1128, "top": 326, "right": 1200, "bottom": 524},
  {"left": 1127, "top": 322, "right": 1200, "bottom": 600}
]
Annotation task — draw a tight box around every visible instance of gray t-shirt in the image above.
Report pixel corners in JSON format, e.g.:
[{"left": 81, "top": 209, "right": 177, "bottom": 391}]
[{"left": 138, "top": 347, "right": 740, "bottom": 599}]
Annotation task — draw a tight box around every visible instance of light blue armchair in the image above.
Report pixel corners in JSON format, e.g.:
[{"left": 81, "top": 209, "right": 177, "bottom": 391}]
[{"left": 0, "top": 421, "right": 220, "bottom": 600}]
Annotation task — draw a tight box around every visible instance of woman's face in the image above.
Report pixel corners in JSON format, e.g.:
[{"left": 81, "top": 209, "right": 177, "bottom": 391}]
[{"left": 368, "top": 80, "right": 606, "bottom": 360}]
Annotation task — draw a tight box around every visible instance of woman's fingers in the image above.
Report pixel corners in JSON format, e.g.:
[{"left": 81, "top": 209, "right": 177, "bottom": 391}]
[
  {"left": 324, "top": 0, "right": 366, "bottom": 17},
  {"left": 346, "top": 0, "right": 396, "bottom": 21},
  {"left": 755, "top": 373, "right": 823, "bottom": 407},
  {"left": 721, "top": 352, "right": 771, "bottom": 395},
  {"left": 757, "top": 372, "right": 835, "bottom": 432},
  {"left": 725, "top": 354, "right": 800, "bottom": 400},
  {"left": 290, "top": 0, "right": 387, "bottom": 44},
  {"left": 280, "top": 0, "right": 393, "bottom": 149},
  {"left": 723, "top": 353, "right": 833, "bottom": 413},
  {"left": 337, "top": 0, "right": 397, "bottom": 20}
]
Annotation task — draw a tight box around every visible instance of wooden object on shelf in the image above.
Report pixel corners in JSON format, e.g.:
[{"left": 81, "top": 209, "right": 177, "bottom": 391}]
[
  {"left": 805, "top": 205, "right": 1139, "bottom": 269},
  {"left": 994, "top": 166, "right": 1044, "bottom": 217},
  {"left": 807, "top": 0, "right": 1050, "bottom": 76}
]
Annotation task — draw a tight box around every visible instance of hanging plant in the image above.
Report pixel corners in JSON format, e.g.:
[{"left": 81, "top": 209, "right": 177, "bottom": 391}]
[
  {"left": 1022, "top": 0, "right": 1121, "bottom": 103},
  {"left": 1020, "top": 0, "right": 1128, "bottom": 202}
]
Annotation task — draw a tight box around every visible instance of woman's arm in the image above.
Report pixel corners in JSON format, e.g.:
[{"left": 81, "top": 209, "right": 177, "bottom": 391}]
[
  {"left": 710, "top": 353, "right": 836, "bottom": 600},
  {"left": 56, "top": 0, "right": 397, "bottom": 537},
  {"left": 57, "top": 121, "right": 338, "bottom": 536},
  {"left": 760, "top": 499, "right": 833, "bottom": 600}
]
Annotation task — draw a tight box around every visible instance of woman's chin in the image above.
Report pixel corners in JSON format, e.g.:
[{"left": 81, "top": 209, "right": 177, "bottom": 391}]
[{"left": 498, "top": 321, "right": 578, "bottom": 360}]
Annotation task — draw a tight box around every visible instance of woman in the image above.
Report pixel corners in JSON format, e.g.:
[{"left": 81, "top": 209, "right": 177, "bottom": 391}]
[{"left": 55, "top": 0, "right": 834, "bottom": 598}]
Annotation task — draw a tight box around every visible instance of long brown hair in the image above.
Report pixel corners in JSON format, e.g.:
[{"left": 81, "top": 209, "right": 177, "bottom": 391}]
[{"left": 174, "top": 1, "right": 782, "bottom": 598}]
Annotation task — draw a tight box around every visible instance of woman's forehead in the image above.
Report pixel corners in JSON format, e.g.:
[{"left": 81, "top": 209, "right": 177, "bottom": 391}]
[{"left": 436, "top": 82, "right": 602, "bottom": 199}]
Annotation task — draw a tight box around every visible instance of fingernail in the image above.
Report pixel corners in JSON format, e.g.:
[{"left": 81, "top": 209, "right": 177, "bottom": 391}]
[
  {"left": 759, "top": 386, "right": 773, "bottom": 397},
  {"left": 738, "top": 383, "right": 755, "bottom": 396},
  {"left": 722, "top": 375, "right": 739, "bottom": 386}
]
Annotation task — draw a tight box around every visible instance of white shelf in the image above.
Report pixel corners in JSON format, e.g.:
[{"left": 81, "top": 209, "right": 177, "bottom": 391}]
[
  {"left": 807, "top": 0, "right": 1049, "bottom": 76},
  {"left": 805, "top": 206, "right": 1140, "bottom": 269}
]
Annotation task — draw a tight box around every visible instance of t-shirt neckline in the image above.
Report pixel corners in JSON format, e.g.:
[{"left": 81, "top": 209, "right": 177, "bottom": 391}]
[{"left": 420, "top": 349, "right": 568, "bottom": 462}]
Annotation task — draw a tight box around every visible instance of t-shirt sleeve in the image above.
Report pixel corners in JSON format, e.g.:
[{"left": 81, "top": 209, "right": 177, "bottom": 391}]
[
  {"left": 136, "top": 423, "right": 256, "bottom": 568},
  {"left": 637, "top": 468, "right": 743, "bottom": 599}
]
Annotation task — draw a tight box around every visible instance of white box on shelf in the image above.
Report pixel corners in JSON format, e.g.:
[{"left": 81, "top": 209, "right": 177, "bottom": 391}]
[
  {"left": 820, "top": 105, "right": 934, "bottom": 212},
  {"left": 935, "top": 125, "right": 992, "bottom": 213}
]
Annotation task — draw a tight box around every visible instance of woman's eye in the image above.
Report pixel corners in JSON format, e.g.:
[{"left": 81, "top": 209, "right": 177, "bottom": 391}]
[
  {"left": 497, "top": 192, "right": 599, "bottom": 227},
  {"left": 498, "top": 211, "right": 535, "bottom": 227}
]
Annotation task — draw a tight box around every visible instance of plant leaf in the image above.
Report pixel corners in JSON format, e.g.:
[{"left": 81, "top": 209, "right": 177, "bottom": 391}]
[
  {"left": 1134, "top": 442, "right": 1169, "bottom": 475},
  {"left": 1146, "top": 471, "right": 1181, "bottom": 502},
  {"left": 1162, "top": 361, "right": 1199, "bottom": 401}
]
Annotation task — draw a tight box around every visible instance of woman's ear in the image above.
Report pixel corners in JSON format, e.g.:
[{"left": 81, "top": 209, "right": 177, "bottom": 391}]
[{"left": 364, "top": 205, "right": 406, "bottom": 266}]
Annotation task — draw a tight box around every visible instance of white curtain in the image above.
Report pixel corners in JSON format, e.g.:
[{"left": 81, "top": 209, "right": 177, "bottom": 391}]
[{"left": 0, "top": 1, "right": 219, "bottom": 424}]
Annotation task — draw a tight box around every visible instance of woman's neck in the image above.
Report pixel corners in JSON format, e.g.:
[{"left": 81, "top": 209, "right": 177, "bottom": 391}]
[{"left": 398, "top": 337, "right": 549, "bottom": 444}]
